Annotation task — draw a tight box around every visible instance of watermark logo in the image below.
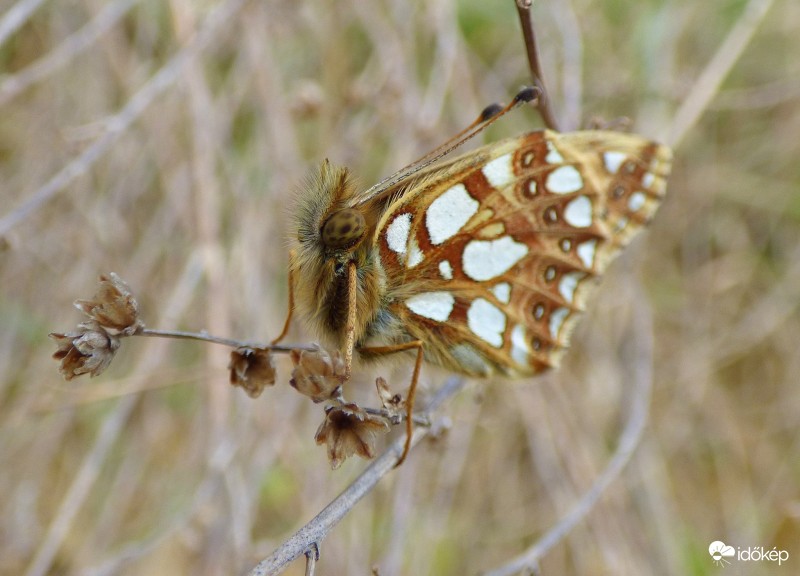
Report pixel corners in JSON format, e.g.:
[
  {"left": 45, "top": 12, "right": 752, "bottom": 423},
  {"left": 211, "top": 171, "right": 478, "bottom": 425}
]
[
  {"left": 708, "top": 540, "right": 789, "bottom": 568},
  {"left": 708, "top": 541, "right": 735, "bottom": 567}
]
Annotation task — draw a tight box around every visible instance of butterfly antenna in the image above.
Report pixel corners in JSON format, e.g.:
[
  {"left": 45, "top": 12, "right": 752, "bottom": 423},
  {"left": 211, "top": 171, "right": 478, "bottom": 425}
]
[
  {"left": 407, "top": 86, "right": 540, "bottom": 169},
  {"left": 358, "top": 86, "right": 540, "bottom": 202}
]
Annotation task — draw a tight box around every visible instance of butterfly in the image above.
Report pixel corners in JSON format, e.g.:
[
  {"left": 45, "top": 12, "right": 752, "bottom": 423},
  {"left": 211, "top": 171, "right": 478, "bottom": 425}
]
[{"left": 279, "top": 88, "right": 671, "bottom": 461}]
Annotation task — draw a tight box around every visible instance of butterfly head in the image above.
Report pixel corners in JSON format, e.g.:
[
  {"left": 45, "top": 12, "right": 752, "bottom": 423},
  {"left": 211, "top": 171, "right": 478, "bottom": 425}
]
[
  {"left": 294, "top": 160, "right": 364, "bottom": 258},
  {"left": 321, "top": 208, "right": 366, "bottom": 251}
]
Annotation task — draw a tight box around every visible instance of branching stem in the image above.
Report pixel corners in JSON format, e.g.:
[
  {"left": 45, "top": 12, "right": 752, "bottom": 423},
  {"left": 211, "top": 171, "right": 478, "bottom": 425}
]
[{"left": 135, "top": 328, "right": 313, "bottom": 354}]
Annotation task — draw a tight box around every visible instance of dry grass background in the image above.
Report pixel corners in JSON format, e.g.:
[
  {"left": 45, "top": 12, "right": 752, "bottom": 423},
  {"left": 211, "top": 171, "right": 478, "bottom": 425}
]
[{"left": 1, "top": 0, "right": 798, "bottom": 574}]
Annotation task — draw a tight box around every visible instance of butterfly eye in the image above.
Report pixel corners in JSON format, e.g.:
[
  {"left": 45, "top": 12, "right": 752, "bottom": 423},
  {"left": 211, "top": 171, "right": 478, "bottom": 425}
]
[{"left": 321, "top": 208, "right": 366, "bottom": 250}]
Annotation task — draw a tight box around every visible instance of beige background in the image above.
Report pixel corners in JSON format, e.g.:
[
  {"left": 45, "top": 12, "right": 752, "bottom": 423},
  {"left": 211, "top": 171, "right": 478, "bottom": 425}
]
[{"left": 1, "top": 0, "right": 798, "bottom": 574}]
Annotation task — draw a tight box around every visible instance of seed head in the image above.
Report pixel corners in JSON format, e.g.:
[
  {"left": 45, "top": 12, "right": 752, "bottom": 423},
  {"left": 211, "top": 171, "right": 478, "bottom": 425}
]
[
  {"left": 49, "top": 321, "right": 121, "bottom": 380},
  {"left": 74, "top": 273, "right": 142, "bottom": 335},
  {"left": 228, "top": 347, "right": 277, "bottom": 398},
  {"left": 289, "top": 346, "right": 346, "bottom": 403},
  {"left": 315, "top": 403, "right": 390, "bottom": 469}
]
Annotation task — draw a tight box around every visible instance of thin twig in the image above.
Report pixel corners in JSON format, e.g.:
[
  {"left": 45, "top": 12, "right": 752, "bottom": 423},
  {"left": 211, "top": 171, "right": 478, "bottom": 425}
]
[
  {"left": 515, "top": 0, "right": 560, "bottom": 130},
  {"left": 136, "top": 328, "right": 313, "bottom": 354},
  {"left": 0, "top": 0, "right": 47, "bottom": 48},
  {"left": 246, "top": 376, "right": 466, "bottom": 576},
  {"left": 483, "top": 284, "right": 654, "bottom": 576},
  {"left": 0, "top": 0, "right": 139, "bottom": 106},
  {"left": 82, "top": 438, "right": 239, "bottom": 576},
  {"left": 24, "top": 396, "right": 139, "bottom": 576},
  {"left": 667, "top": 0, "right": 775, "bottom": 148},
  {"left": 25, "top": 250, "right": 207, "bottom": 576},
  {"left": 0, "top": 0, "right": 248, "bottom": 239},
  {"left": 304, "top": 544, "right": 319, "bottom": 576},
  {"left": 362, "top": 406, "right": 429, "bottom": 427}
]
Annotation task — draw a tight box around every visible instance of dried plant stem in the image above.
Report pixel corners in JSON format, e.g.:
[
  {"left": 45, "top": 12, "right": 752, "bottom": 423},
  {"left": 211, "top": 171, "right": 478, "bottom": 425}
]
[
  {"left": 483, "top": 285, "right": 655, "bottom": 576},
  {"left": 0, "top": 0, "right": 46, "bottom": 48},
  {"left": 667, "top": 0, "right": 775, "bottom": 148},
  {"left": 82, "top": 441, "right": 237, "bottom": 576},
  {"left": 0, "top": 0, "right": 247, "bottom": 238},
  {"left": 515, "top": 0, "right": 560, "bottom": 130},
  {"left": 247, "top": 376, "right": 466, "bottom": 576},
  {"left": 24, "top": 396, "right": 138, "bottom": 576},
  {"left": 0, "top": 0, "right": 139, "bottom": 105},
  {"left": 304, "top": 545, "right": 319, "bottom": 576},
  {"left": 23, "top": 120, "right": 212, "bottom": 576},
  {"left": 136, "top": 328, "right": 312, "bottom": 354}
]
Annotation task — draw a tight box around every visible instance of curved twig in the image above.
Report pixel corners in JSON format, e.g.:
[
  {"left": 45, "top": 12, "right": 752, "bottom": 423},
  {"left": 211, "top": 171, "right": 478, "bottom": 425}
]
[{"left": 246, "top": 376, "right": 466, "bottom": 576}]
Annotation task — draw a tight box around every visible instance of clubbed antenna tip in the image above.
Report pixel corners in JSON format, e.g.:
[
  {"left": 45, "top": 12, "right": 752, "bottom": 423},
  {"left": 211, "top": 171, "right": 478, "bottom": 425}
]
[
  {"left": 514, "top": 85, "right": 539, "bottom": 105},
  {"left": 480, "top": 103, "right": 505, "bottom": 122}
]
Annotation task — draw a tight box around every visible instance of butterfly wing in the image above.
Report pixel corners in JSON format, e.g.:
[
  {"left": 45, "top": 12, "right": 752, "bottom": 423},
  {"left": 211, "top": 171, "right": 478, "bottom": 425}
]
[{"left": 369, "top": 129, "right": 671, "bottom": 377}]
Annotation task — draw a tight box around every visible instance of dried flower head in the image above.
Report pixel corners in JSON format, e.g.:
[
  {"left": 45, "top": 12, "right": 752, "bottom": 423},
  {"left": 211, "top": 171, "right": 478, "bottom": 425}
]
[
  {"left": 49, "top": 321, "right": 121, "bottom": 380},
  {"left": 289, "top": 346, "right": 346, "bottom": 403},
  {"left": 315, "top": 403, "right": 390, "bottom": 469},
  {"left": 74, "top": 273, "right": 142, "bottom": 335},
  {"left": 375, "top": 376, "right": 404, "bottom": 415},
  {"left": 228, "top": 347, "right": 276, "bottom": 398}
]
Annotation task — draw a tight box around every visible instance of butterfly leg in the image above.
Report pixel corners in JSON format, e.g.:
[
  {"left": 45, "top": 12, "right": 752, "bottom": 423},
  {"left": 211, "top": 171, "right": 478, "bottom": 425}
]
[
  {"left": 357, "top": 340, "right": 424, "bottom": 467},
  {"left": 271, "top": 250, "right": 296, "bottom": 345},
  {"left": 343, "top": 261, "right": 422, "bottom": 465}
]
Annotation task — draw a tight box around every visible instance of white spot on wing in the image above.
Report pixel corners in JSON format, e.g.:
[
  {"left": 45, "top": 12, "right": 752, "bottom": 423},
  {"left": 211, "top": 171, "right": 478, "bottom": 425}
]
[
  {"left": 558, "top": 271, "right": 584, "bottom": 303},
  {"left": 407, "top": 237, "right": 424, "bottom": 267},
  {"left": 577, "top": 239, "right": 597, "bottom": 268},
  {"left": 546, "top": 166, "right": 583, "bottom": 194},
  {"left": 546, "top": 140, "right": 564, "bottom": 163},
  {"left": 642, "top": 172, "right": 655, "bottom": 188},
  {"left": 406, "top": 292, "right": 454, "bottom": 322},
  {"left": 564, "top": 195, "right": 593, "bottom": 227},
  {"left": 628, "top": 191, "right": 646, "bottom": 212},
  {"left": 603, "top": 151, "right": 627, "bottom": 174},
  {"left": 549, "top": 307, "right": 569, "bottom": 338},
  {"left": 438, "top": 260, "right": 453, "bottom": 280},
  {"left": 510, "top": 324, "right": 529, "bottom": 366},
  {"left": 463, "top": 236, "right": 529, "bottom": 281},
  {"left": 482, "top": 153, "right": 514, "bottom": 188},
  {"left": 386, "top": 213, "right": 411, "bottom": 256},
  {"left": 491, "top": 282, "right": 511, "bottom": 304},
  {"left": 467, "top": 298, "right": 506, "bottom": 348},
  {"left": 426, "top": 184, "right": 479, "bottom": 245}
]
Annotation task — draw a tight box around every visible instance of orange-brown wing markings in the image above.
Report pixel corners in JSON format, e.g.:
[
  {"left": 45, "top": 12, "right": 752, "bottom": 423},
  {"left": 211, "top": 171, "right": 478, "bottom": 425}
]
[{"left": 369, "top": 130, "right": 671, "bottom": 376}]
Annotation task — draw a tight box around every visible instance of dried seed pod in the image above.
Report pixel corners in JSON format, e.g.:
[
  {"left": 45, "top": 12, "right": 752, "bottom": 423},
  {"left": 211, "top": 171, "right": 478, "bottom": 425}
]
[
  {"left": 228, "top": 347, "right": 277, "bottom": 398},
  {"left": 314, "top": 403, "right": 389, "bottom": 469},
  {"left": 49, "top": 321, "right": 121, "bottom": 380},
  {"left": 375, "top": 377, "right": 404, "bottom": 411},
  {"left": 289, "top": 345, "right": 346, "bottom": 403},
  {"left": 74, "top": 273, "right": 142, "bottom": 335}
]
